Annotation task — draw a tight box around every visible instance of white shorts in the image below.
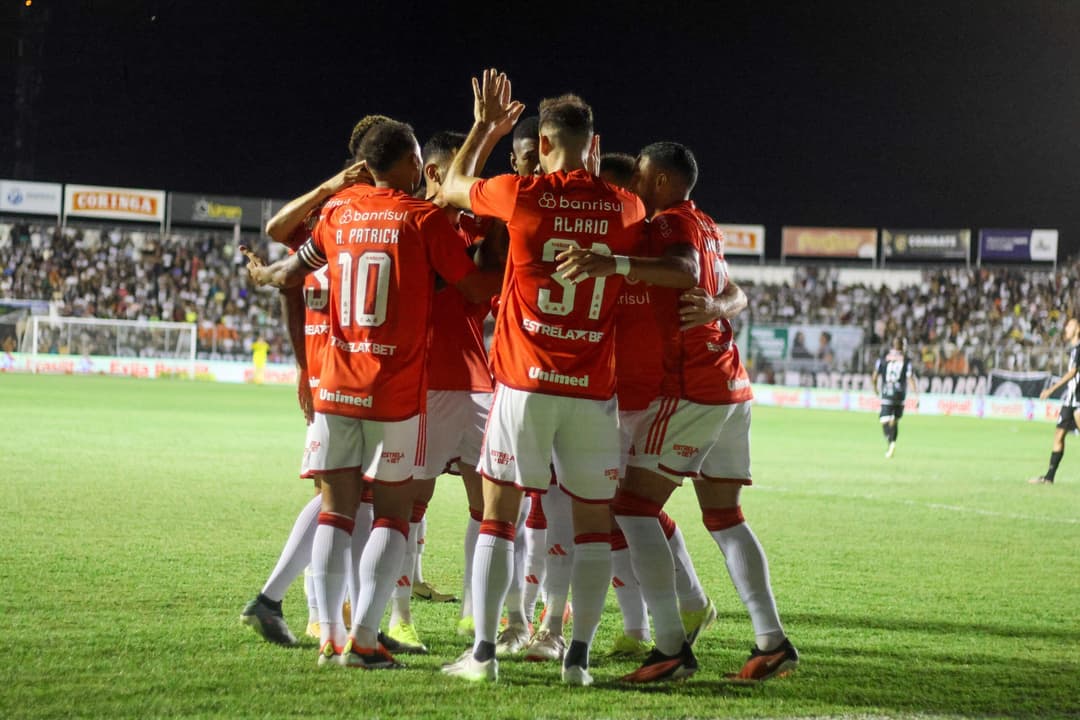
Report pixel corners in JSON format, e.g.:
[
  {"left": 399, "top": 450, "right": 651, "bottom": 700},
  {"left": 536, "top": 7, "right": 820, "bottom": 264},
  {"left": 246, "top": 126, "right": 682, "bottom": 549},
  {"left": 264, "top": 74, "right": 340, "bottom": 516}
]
[
  {"left": 303, "top": 411, "right": 421, "bottom": 484},
  {"left": 618, "top": 409, "right": 650, "bottom": 479},
  {"left": 478, "top": 383, "right": 620, "bottom": 503},
  {"left": 300, "top": 422, "right": 318, "bottom": 479},
  {"left": 628, "top": 397, "right": 752, "bottom": 486},
  {"left": 416, "top": 390, "right": 492, "bottom": 478}
]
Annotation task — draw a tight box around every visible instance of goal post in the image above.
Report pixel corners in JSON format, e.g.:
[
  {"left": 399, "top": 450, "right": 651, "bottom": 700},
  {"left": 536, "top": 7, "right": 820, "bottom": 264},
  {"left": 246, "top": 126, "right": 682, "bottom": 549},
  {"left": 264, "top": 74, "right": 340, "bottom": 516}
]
[{"left": 20, "top": 315, "right": 198, "bottom": 379}]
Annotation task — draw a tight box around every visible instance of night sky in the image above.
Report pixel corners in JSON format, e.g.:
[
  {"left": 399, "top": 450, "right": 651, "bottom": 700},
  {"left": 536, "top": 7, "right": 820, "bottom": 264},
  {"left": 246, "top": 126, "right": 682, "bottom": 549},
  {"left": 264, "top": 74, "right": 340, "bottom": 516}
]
[{"left": 4, "top": 1, "right": 1079, "bottom": 258}]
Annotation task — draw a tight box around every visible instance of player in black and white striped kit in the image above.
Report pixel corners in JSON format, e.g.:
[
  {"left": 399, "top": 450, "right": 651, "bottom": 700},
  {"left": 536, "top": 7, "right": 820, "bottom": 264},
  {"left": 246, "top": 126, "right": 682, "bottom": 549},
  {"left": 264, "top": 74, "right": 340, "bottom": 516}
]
[
  {"left": 871, "top": 338, "right": 919, "bottom": 459},
  {"left": 1030, "top": 318, "right": 1080, "bottom": 485}
]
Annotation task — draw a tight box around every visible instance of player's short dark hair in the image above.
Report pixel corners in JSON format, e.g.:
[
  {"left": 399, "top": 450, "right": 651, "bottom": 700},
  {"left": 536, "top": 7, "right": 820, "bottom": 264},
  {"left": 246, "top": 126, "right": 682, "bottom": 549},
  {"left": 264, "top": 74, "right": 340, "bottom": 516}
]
[
  {"left": 892, "top": 337, "right": 905, "bottom": 350},
  {"left": 513, "top": 116, "right": 540, "bottom": 145},
  {"left": 538, "top": 94, "right": 593, "bottom": 143},
  {"left": 358, "top": 120, "right": 418, "bottom": 174},
  {"left": 599, "top": 153, "right": 636, "bottom": 186},
  {"left": 639, "top": 141, "right": 698, "bottom": 192},
  {"left": 348, "top": 114, "right": 394, "bottom": 162},
  {"left": 423, "top": 130, "right": 467, "bottom": 166}
]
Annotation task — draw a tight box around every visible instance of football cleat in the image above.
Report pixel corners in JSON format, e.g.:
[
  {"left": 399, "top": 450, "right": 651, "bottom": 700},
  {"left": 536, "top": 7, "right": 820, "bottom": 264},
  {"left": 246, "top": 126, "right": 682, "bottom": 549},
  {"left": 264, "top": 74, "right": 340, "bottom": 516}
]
[
  {"left": 341, "top": 637, "right": 404, "bottom": 669},
  {"left": 377, "top": 630, "right": 407, "bottom": 655},
  {"left": 495, "top": 623, "right": 532, "bottom": 656},
  {"left": 724, "top": 637, "right": 799, "bottom": 684},
  {"left": 317, "top": 640, "right": 344, "bottom": 667},
  {"left": 386, "top": 622, "right": 429, "bottom": 654},
  {"left": 240, "top": 596, "right": 298, "bottom": 646},
  {"left": 305, "top": 621, "right": 320, "bottom": 639},
  {"left": 1028, "top": 475, "right": 1054, "bottom": 485},
  {"left": 681, "top": 598, "right": 717, "bottom": 646},
  {"left": 524, "top": 629, "right": 566, "bottom": 662},
  {"left": 606, "top": 633, "right": 651, "bottom": 659},
  {"left": 562, "top": 663, "right": 594, "bottom": 687},
  {"left": 442, "top": 650, "right": 497, "bottom": 682},
  {"left": 620, "top": 642, "right": 698, "bottom": 683},
  {"left": 456, "top": 615, "right": 476, "bottom": 637},
  {"left": 412, "top": 581, "right": 458, "bottom": 603}
]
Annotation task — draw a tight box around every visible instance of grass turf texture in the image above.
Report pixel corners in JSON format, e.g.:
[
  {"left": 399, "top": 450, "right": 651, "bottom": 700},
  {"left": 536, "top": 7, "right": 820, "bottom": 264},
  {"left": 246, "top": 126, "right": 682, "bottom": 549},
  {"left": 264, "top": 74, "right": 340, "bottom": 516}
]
[{"left": 1, "top": 374, "right": 1078, "bottom": 720}]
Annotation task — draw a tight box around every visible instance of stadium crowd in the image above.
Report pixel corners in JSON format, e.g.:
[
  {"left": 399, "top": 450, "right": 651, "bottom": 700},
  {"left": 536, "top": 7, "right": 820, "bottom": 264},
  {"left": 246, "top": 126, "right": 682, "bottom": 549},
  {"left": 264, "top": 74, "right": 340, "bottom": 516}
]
[
  {"left": 0, "top": 221, "right": 285, "bottom": 360},
  {"left": 2, "top": 219, "right": 1076, "bottom": 373},
  {"left": 743, "top": 263, "right": 1075, "bottom": 373}
]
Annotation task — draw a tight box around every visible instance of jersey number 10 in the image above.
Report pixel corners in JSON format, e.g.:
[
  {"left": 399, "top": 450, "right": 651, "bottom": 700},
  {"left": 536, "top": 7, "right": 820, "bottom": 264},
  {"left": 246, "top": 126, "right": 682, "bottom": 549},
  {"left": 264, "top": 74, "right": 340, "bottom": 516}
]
[{"left": 337, "top": 251, "right": 391, "bottom": 328}]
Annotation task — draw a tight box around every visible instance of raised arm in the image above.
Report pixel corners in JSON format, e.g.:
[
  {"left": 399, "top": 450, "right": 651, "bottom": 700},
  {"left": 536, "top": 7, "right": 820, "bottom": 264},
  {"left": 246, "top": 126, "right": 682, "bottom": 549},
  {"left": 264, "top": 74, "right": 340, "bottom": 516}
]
[
  {"left": 441, "top": 68, "right": 525, "bottom": 211},
  {"left": 265, "top": 161, "right": 369, "bottom": 244}
]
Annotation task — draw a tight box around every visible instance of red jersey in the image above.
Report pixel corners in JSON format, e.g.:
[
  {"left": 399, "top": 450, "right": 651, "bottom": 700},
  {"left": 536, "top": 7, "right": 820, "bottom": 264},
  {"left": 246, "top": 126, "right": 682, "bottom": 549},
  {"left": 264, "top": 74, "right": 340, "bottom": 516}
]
[
  {"left": 649, "top": 201, "right": 752, "bottom": 405},
  {"left": 283, "top": 214, "right": 331, "bottom": 390},
  {"left": 470, "top": 170, "right": 645, "bottom": 400},
  {"left": 297, "top": 184, "right": 479, "bottom": 420},
  {"left": 614, "top": 280, "right": 663, "bottom": 411},
  {"left": 426, "top": 213, "right": 494, "bottom": 393}
]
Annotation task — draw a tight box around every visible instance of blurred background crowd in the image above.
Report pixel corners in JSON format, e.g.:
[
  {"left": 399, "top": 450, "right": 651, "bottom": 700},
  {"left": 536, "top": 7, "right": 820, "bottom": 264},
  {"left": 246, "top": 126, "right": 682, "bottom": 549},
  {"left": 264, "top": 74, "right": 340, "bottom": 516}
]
[{"left": 2, "top": 221, "right": 1075, "bottom": 375}]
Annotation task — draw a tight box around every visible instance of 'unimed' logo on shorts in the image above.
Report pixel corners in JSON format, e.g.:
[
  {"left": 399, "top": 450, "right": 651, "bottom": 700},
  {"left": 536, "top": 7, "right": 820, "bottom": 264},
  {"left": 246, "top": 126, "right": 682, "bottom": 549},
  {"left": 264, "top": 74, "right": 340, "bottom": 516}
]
[
  {"left": 673, "top": 444, "right": 699, "bottom": 458},
  {"left": 490, "top": 450, "right": 515, "bottom": 465}
]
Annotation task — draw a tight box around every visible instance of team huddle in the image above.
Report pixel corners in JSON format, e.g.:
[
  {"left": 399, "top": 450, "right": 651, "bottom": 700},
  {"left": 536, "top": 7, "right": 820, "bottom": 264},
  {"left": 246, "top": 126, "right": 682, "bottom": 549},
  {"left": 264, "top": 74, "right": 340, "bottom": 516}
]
[{"left": 238, "top": 69, "right": 798, "bottom": 686}]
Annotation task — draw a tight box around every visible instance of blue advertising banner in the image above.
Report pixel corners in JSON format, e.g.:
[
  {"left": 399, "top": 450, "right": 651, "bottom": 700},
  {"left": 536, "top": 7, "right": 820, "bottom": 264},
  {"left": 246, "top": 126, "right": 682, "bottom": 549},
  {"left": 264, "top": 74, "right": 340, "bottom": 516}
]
[{"left": 978, "top": 229, "right": 1058, "bottom": 263}]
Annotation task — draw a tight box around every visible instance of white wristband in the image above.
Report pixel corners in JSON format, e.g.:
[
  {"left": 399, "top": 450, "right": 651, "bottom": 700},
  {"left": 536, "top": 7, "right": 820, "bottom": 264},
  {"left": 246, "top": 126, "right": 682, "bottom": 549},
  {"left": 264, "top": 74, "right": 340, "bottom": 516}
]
[{"left": 613, "top": 255, "right": 631, "bottom": 276}]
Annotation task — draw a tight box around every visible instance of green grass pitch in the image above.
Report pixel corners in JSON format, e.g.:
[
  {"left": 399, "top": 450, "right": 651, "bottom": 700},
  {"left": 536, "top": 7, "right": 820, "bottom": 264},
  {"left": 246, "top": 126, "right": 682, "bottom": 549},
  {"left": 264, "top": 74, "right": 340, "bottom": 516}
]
[{"left": 1, "top": 374, "right": 1077, "bottom": 719}]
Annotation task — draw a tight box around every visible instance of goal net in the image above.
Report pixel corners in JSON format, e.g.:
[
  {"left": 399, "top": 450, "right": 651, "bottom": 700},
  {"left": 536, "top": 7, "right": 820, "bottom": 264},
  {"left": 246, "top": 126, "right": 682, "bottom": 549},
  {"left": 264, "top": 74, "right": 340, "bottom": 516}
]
[{"left": 18, "top": 315, "right": 198, "bottom": 378}]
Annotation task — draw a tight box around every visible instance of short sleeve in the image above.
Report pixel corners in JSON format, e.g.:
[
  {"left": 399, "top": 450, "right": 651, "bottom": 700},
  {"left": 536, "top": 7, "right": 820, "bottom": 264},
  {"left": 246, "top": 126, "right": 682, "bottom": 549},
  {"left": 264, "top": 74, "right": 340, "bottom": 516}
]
[
  {"left": 423, "top": 211, "right": 478, "bottom": 287},
  {"left": 469, "top": 174, "right": 521, "bottom": 222}
]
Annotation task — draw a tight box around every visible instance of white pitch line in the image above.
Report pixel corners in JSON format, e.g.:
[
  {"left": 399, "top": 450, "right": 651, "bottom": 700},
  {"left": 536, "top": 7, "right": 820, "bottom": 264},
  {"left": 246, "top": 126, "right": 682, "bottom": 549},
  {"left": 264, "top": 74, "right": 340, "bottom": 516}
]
[{"left": 755, "top": 486, "right": 1080, "bottom": 525}]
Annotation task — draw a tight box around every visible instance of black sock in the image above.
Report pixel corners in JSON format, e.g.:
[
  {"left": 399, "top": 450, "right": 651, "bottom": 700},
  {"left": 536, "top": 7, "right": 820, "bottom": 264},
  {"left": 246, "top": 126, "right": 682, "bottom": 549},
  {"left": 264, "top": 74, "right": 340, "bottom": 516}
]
[
  {"left": 1046, "top": 450, "right": 1064, "bottom": 481},
  {"left": 891, "top": 423, "right": 900, "bottom": 443},
  {"left": 473, "top": 640, "right": 496, "bottom": 662},
  {"left": 564, "top": 640, "right": 589, "bottom": 669},
  {"left": 256, "top": 593, "right": 282, "bottom": 613},
  {"left": 882, "top": 423, "right": 891, "bottom": 442}
]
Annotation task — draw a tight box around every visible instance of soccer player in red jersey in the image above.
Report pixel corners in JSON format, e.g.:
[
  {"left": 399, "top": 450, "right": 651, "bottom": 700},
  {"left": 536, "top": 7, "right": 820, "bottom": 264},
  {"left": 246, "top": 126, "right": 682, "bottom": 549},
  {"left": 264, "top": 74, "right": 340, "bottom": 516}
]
[
  {"left": 240, "top": 116, "right": 388, "bottom": 647},
  {"left": 244, "top": 120, "right": 500, "bottom": 668},
  {"left": 560, "top": 141, "right": 797, "bottom": 684},
  {"left": 597, "top": 153, "right": 720, "bottom": 660},
  {"left": 438, "top": 70, "right": 645, "bottom": 686},
  {"left": 385, "top": 130, "right": 502, "bottom": 653}
]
